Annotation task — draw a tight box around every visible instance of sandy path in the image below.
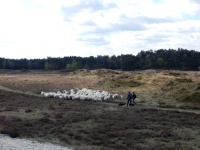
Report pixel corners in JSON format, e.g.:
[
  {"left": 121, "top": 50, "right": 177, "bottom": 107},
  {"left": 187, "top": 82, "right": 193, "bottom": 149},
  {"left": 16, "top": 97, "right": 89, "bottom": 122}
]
[{"left": 0, "top": 134, "right": 73, "bottom": 150}]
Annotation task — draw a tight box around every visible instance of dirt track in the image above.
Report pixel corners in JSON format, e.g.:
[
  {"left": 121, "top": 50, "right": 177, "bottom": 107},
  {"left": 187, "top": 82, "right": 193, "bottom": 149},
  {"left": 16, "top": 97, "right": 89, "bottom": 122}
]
[{"left": 0, "top": 70, "right": 200, "bottom": 149}]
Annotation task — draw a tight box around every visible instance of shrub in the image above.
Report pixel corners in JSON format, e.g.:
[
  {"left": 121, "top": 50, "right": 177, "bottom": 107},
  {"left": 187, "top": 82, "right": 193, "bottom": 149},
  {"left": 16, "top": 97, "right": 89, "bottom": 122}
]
[
  {"left": 0, "top": 128, "right": 19, "bottom": 138},
  {"left": 176, "top": 78, "right": 193, "bottom": 83},
  {"left": 184, "top": 91, "right": 200, "bottom": 103}
]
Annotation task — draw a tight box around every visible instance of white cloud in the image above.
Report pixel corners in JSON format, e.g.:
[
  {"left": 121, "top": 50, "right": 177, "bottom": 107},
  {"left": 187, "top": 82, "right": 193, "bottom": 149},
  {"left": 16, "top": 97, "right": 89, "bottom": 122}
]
[{"left": 0, "top": 0, "right": 200, "bottom": 59}]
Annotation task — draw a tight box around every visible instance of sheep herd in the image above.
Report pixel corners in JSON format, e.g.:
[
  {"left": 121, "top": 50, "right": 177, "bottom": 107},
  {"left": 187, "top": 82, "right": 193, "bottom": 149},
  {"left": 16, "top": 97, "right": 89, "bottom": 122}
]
[{"left": 41, "top": 88, "right": 123, "bottom": 102}]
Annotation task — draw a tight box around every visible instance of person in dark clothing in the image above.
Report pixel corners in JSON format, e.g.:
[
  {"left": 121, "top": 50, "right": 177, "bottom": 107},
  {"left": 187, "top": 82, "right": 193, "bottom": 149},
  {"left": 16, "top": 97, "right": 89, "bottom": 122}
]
[
  {"left": 132, "top": 92, "right": 137, "bottom": 105},
  {"left": 127, "top": 92, "right": 132, "bottom": 107}
]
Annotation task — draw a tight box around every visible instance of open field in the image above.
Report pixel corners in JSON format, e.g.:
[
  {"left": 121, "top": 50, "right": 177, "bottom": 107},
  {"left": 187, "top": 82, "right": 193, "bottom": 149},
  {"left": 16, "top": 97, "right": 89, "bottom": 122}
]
[{"left": 0, "top": 69, "right": 200, "bottom": 149}]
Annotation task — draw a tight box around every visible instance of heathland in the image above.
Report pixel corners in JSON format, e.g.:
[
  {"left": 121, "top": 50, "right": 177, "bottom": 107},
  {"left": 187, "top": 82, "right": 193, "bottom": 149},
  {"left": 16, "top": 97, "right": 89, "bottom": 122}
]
[{"left": 0, "top": 69, "right": 200, "bottom": 150}]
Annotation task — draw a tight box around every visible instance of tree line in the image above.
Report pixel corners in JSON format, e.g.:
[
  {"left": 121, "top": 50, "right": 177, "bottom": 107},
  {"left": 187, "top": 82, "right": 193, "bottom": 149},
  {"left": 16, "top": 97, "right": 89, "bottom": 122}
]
[{"left": 0, "top": 48, "right": 200, "bottom": 71}]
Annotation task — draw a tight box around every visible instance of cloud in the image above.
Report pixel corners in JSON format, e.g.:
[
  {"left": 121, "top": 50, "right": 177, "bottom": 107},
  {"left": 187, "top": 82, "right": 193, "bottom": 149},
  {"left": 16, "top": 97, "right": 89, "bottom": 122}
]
[
  {"left": 60, "top": 0, "right": 200, "bottom": 44},
  {"left": 81, "top": 23, "right": 145, "bottom": 36},
  {"left": 79, "top": 15, "right": 179, "bottom": 39},
  {"left": 81, "top": 20, "right": 97, "bottom": 26},
  {"left": 61, "top": 0, "right": 117, "bottom": 21},
  {"left": 0, "top": 41, "right": 14, "bottom": 47},
  {"left": 135, "top": 20, "right": 200, "bottom": 51},
  {"left": 0, "top": 0, "right": 200, "bottom": 59},
  {"left": 77, "top": 37, "right": 110, "bottom": 46},
  {"left": 190, "top": 0, "right": 200, "bottom": 5}
]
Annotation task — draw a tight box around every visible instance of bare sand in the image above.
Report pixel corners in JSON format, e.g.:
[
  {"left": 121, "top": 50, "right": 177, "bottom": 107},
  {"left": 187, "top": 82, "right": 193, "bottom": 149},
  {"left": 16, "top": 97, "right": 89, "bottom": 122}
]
[{"left": 0, "top": 134, "right": 73, "bottom": 150}]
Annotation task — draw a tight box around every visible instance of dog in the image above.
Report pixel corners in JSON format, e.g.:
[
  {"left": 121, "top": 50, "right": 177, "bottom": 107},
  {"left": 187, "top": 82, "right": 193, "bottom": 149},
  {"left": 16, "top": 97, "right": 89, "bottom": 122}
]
[
  {"left": 118, "top": 102, "right": 126, "bottom": 106},
  {"left": 129, "top": 103, "right": 135, "bottom": 106}
]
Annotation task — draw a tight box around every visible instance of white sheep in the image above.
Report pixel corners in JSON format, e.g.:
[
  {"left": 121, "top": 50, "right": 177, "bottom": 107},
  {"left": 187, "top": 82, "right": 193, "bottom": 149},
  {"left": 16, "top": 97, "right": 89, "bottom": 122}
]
[
  {"left": 41, "top": 88, "right": 122, "bottom": 102},
  {"left": 112, "top": 94, "right": 119, "bottom": 99}
]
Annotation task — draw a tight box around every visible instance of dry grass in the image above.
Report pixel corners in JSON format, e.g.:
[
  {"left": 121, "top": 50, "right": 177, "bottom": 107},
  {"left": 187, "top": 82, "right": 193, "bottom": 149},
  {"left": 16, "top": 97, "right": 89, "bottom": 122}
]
[
  {"left": 0, "top": 69, "right": 199, "bottom": 106},
  {"left": 0, "top": 69, "right": 199, "bottom": 107}
]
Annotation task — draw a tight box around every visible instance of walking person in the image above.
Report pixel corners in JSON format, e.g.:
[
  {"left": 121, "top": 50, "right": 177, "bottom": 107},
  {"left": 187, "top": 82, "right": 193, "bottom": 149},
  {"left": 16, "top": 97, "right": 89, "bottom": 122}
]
[
  {"left": 127, "top": 92, "right": 132, "bottom": 107},
  {"left": 132, "top": 92, "right": 137, "bottom": 106}
]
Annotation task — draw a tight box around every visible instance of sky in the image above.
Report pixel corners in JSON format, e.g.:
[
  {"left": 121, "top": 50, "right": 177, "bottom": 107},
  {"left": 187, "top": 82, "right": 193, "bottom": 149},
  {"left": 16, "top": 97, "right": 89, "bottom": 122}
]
[{"left": 0, "top": 0, "right": 200, "bottom": 59}]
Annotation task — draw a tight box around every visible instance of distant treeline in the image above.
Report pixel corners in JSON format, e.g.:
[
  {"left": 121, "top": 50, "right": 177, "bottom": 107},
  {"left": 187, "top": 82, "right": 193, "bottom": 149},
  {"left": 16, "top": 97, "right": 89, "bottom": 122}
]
[{"left": 0, "top": 48, "right": 200, "bottom": 71}]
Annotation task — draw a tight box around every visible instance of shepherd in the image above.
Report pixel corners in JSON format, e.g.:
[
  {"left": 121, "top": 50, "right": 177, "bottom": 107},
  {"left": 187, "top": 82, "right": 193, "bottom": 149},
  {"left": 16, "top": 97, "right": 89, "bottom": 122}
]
[
  {"left": 127, "top": 92, "right": 132, "bottom": 107},
  {"left": 132, "top": 92, "right": 137, "bottom": 106}
]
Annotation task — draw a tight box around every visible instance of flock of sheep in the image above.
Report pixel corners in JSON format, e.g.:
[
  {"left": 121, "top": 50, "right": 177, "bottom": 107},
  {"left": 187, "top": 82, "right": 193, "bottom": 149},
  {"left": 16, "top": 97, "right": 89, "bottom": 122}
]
[{"left": 41, "top": 88, "right": 123, "bottom": 102}]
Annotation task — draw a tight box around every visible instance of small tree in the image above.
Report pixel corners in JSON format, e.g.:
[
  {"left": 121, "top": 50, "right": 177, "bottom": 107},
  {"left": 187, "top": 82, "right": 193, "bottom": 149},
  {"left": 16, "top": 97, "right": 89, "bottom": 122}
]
[
  {"left": 66, "top": 59, "right": 79, "bottom": 71},
  {"left": 157, "top": 58, "right": 164, "bottom": 68}
]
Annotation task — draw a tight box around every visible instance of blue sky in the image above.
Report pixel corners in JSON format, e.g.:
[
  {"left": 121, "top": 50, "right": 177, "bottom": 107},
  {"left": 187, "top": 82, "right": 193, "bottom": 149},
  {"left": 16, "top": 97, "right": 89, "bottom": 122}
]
[{"left": 0, "top": 0, "right": 200, "bottom": 59}]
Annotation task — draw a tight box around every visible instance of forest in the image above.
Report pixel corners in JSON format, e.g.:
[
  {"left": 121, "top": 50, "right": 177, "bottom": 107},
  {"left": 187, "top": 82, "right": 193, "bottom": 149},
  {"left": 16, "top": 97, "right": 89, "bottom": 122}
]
[{"left": 0, "top": 48, "right": 200, "bottom": 71}]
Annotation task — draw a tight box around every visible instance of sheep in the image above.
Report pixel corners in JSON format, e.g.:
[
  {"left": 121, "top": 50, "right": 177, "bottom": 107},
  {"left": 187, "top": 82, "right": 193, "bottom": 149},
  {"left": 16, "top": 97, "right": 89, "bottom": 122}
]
[
  {"left": 103, "top": 95, "right": 112, "bottom": 101},
  {"left": 59, "top": 95, "right": 64, "bottom": 99},
  {"left": 44, "top": 93, "right": 50, "bottom": 98},
  {"left": 41, "top": 92, "right": 53, "bottom": 98},
  {"left": 80, "top": 95, "right": 87, "bottom": 101},
  {"left": 112, "top": 94, "right": 119, "bottom": 99},
  {"left": 48, "top": 92, "right": 56, "bottom": 98},
  {"left": 62, "top": 93, "right": 68, "bottom": 99},
  {"left": 63, "top": 90, "right": 69, "bottom": 94},
  {"left": 41, "top": 88, "right": 122, "bottom": 102},
  {"left": 70, "top": 89, "right": 76, "bottom": 95}
]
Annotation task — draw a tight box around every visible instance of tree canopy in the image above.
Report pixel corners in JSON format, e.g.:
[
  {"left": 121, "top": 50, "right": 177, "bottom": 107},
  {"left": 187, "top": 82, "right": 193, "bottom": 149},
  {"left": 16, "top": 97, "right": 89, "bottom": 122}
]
[{"left": 0, "top": 48, "right": 199, "bottom": 71}]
